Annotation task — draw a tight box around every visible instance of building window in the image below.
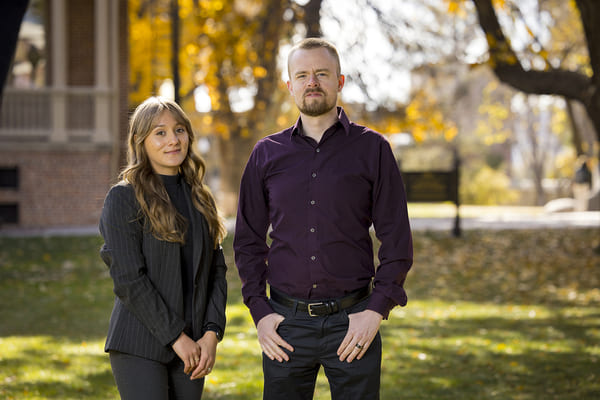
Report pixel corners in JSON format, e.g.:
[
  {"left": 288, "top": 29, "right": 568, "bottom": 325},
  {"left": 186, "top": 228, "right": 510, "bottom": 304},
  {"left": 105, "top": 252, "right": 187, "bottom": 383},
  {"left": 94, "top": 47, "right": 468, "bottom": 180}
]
[
  {"left": 0, "top": 204, "right": 19, "bottom": 224},
  {"left": 0, "top": 167, "right": 19, "bottom": 189},
  {"left": 9, "top": 0, "right": 46, "bottom": 89}
]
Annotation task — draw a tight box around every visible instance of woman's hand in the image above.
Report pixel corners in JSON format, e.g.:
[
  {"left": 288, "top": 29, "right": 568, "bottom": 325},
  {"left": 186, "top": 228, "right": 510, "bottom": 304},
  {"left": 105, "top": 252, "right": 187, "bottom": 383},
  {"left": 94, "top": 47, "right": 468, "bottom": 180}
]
[
  {"left": 171, "top": 332, "right": 202, "bottom": 374},
  {"left": 190, "top": 331, "right": 219, "bottom": 380}
]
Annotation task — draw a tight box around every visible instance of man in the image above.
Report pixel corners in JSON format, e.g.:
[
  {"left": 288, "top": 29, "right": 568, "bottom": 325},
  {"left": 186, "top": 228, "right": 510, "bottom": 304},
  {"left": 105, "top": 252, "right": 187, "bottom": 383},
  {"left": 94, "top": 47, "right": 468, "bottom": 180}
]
[{"left": 234, "top": 38, "right": 413, "bottom": 400}]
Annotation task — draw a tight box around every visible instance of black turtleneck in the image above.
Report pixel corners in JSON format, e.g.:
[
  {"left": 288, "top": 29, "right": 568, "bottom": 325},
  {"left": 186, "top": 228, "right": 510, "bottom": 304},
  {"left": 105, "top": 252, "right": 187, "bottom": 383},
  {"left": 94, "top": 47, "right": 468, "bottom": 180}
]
[{"left": 160, "top": 174, "right": 194, "bottom": 335}]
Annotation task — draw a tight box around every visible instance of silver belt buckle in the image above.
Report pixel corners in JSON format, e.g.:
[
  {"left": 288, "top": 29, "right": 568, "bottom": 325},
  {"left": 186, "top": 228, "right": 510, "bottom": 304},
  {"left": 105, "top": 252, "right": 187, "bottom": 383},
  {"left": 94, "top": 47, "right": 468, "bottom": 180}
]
[{"left": 307, "top": 302, "right": 323, "bottom": 317}]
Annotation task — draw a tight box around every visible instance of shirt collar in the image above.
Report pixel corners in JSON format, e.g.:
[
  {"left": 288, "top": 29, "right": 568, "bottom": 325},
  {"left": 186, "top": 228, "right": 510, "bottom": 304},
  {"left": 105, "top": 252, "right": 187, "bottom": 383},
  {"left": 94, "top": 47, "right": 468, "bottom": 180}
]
[{"left": 290, "top": 106, "right": 351, "bottom": 138}]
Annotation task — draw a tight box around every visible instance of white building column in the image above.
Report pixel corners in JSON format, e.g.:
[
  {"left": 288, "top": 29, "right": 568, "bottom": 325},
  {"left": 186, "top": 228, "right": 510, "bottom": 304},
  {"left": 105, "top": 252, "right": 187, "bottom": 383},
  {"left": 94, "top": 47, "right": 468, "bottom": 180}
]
[
  {"left": 50, "top": 0, "right": 67, "bottom": 142},
  {"left": 93, "top": 0, "right": 112, "bottom": 144}
]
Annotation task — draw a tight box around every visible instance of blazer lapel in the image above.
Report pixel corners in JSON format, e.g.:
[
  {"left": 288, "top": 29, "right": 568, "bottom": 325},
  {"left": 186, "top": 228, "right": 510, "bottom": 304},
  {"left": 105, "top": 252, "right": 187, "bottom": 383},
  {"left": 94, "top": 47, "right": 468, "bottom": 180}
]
[{"left": 182, "top": 183, "right": 209, "bottom": 280}]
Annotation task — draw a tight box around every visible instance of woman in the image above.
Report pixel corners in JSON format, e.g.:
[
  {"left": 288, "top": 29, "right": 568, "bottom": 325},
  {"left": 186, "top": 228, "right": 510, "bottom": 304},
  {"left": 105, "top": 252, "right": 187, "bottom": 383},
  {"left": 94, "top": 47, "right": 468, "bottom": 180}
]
[{"left": 99, "top": 96, "right": 227, "bottom": 399}]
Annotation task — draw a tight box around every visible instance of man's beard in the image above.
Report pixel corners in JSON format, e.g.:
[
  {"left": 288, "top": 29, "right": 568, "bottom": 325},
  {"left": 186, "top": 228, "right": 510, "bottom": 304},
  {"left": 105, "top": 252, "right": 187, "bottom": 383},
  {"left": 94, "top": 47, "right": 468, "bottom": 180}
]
[{"left": 299, "top": 90, "right": 336, "bottom": 117}]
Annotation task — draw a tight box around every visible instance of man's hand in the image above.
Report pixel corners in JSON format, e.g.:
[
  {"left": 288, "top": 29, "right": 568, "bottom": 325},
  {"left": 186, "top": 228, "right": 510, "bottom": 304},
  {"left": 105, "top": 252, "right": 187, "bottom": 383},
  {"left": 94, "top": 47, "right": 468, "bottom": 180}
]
[
  {"left": 337, "top": 309, "right": 383, "bottom": 363},
  {"left": 257, "top": 313, "right": 294, "bottom": 362}
]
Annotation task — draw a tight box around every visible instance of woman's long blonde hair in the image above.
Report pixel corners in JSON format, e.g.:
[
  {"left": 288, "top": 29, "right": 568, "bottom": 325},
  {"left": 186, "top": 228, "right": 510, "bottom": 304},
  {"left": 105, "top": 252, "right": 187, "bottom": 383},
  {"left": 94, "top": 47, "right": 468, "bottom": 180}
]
[{"left": 119, "top": 96, "right": 226, "bottom": 246}]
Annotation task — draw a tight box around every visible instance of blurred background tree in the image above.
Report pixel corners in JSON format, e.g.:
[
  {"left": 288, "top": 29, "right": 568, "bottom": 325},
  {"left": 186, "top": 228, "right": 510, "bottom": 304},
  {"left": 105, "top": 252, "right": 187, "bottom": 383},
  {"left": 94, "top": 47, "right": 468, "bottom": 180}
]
[
  {"left": 126, "top": 0, "right": 598, "bottom": 214},
  {"left": 130, "top": 0, "right": 316, "bottom": 213}
]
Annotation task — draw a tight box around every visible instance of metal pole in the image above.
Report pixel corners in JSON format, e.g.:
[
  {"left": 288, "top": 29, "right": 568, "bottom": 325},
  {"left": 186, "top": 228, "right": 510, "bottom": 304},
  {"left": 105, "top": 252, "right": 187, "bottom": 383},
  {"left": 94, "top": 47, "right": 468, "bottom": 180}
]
[{"left": 452, "top": 148, "right": 461, "bottom": 237}]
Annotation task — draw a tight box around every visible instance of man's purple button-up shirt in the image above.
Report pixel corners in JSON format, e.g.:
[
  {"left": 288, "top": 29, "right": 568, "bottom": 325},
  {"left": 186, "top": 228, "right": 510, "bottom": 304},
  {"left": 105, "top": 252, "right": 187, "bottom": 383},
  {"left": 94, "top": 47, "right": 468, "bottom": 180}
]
[{"left": 234, "top": 107, "right": 413, "bottom": 325}]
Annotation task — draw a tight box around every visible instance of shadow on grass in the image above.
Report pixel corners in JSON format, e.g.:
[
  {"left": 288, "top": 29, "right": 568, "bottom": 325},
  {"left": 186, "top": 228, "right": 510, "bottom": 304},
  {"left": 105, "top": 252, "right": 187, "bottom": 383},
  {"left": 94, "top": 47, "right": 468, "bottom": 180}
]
[
  {"left": 1, "top": 230, "right": 599, "bottom": 399},
  {"left": 1, "top": 371, "right": 115, "bottom": 400},
  {"left": 0, "top": 338, "right": 117, "bottom": 399},
  {"left": 380, "top": 310, "right": 600, "bottom": 399},
  {"left": 382, "top": 347, "right": 600, "bottom": 399},
  {"left": 390, "top": 312, "right": 600, "bottom": 343}
]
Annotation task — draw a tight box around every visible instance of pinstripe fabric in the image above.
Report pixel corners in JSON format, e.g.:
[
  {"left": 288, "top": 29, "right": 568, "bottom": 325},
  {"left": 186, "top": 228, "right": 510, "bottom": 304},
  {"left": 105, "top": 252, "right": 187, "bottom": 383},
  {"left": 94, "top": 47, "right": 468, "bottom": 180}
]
[{"left": 99, "top": 182, "right": 227, "bottom": 363}]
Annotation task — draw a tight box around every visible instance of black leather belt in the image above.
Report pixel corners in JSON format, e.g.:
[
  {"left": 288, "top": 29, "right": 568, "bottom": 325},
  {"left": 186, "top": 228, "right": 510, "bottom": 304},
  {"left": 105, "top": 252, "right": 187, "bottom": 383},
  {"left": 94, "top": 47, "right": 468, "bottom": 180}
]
[{"left": 270, "top": 285, "right": 371, "bottom": 317}]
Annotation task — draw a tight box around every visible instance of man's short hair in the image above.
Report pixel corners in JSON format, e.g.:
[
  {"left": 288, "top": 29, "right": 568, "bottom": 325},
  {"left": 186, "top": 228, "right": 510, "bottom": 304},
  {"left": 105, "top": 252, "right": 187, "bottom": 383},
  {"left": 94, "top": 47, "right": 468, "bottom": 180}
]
[{"left": 287, "top": 37, "right": 341, "bottom": 77}]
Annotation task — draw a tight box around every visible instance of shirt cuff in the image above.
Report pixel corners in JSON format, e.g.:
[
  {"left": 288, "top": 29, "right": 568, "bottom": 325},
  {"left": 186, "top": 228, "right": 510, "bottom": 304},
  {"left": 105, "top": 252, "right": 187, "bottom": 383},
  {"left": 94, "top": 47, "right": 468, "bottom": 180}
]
[
  {"left": 367, "top": 291, "right": 395, "bottom": 320},
  {"left": 249, "top": 297, "right": 275, "bottom": 326}
]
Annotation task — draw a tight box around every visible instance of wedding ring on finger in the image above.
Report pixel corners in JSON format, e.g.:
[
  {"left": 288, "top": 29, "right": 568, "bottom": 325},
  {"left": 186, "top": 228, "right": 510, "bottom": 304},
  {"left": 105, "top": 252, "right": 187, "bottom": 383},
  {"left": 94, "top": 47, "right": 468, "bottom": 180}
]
[{"left": 355, "top": 343, "right": 364, "bottom": 350}]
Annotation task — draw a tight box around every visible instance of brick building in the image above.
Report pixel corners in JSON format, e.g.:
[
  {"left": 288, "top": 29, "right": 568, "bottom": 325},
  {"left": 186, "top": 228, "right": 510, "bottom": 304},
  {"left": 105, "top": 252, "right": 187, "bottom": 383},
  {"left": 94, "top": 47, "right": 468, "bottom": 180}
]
[{"left": 0, "top": 0, "right": 128, "bottom": 229}]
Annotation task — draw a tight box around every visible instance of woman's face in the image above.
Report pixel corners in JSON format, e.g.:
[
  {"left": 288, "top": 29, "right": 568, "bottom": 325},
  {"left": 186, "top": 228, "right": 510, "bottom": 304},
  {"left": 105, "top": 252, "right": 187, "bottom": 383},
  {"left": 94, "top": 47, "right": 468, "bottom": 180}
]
[{"left": 143, "top": 110, "right": 189, "bottom": 175}]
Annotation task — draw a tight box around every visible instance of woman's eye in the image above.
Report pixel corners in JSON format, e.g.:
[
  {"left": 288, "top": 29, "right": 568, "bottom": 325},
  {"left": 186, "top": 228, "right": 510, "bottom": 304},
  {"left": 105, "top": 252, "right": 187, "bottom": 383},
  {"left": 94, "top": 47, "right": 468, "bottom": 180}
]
[{"left": 176, "top": 127, "right": 186, "bottom": 134}]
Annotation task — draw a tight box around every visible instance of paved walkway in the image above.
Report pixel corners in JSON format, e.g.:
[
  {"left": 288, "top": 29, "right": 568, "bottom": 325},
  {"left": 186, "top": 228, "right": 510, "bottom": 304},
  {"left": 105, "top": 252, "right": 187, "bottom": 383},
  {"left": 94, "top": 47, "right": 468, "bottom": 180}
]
[
  {"left": 1, "top": 211, "right": 598, "bottom": 237},
  {"left": 411, "top": 211, "right": 600, "bottom": 231}
]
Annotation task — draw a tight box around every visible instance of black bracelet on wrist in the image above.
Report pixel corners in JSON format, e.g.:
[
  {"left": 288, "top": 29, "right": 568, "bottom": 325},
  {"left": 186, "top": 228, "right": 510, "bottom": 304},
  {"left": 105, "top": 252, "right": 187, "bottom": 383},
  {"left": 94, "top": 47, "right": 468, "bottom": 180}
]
[{"left": 204, "top": 325, "right": 222, "bottom": 341}]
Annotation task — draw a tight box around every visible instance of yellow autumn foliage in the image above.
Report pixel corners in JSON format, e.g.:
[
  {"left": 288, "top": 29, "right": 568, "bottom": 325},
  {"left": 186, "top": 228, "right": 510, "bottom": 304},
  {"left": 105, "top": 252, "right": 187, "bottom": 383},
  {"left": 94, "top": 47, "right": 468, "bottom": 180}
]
[{"left": 404, "top": 90, "right": 458, "bottom": 143}]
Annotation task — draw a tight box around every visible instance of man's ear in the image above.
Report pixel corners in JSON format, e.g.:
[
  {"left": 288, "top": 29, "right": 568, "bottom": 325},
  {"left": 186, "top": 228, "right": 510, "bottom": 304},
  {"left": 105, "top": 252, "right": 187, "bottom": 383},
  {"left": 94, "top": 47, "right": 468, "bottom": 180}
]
[{"left": 338, "top": 74, "right": 345, "bottom": 91}]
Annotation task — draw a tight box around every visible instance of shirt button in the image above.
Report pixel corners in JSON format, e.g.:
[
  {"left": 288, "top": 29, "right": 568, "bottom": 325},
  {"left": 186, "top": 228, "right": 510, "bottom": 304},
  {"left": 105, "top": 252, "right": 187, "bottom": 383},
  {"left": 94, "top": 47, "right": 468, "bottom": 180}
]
[
  {"left": 310, "top": 200, "right": 315, "bottom": 205},
  {"left": 310, "top": 256, "right": 316, "bottom": 261},
  {"left": 311, "top": 172, "right": 317, "bottom": 178},
  {"left": 316, "top": 148, "right": 321, "bottom": 153},
  {"left": 310, "top": 228, "right": 315, "bottom": 233},
  {"left": 313, "top": 284, "right": 318, "bottom": 289}
]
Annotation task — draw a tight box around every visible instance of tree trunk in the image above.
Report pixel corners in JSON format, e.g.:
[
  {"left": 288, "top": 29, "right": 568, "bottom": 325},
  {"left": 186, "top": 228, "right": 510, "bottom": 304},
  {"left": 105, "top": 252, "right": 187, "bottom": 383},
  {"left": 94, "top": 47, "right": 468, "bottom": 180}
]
[
  {"left": 211, "top": 0, "right": 325, "bottom": 216},
  {"left": 574, "top": 0, "right": 600, "bottom": 168},
  {"left": 525, "top": 108, "right": 546, "bottom": 206},
  {"left": 566, "top": 100, "right": 585, "bottom": 156},
  {"left": 303, "top": 0, "right": 323, "bottom": 37},
  {"left": 217, "top": 135, "right": 255, "bottom": 216},
  {"left": 170, "top": 0, "right": 180, "bottom": 103},
  {"left": 213, "top": 0, "right": 288, "bottom": 216}
]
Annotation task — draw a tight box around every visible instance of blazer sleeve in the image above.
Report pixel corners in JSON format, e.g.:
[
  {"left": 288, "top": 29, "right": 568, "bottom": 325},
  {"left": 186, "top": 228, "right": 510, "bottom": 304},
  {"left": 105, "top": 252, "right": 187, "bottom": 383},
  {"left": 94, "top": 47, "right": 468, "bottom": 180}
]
[
  {"left": 99, "top": 184, "right": 186, "bottom": 346},
  {"left": 202, "top": 245, "right": 227, "bottom": 337}
]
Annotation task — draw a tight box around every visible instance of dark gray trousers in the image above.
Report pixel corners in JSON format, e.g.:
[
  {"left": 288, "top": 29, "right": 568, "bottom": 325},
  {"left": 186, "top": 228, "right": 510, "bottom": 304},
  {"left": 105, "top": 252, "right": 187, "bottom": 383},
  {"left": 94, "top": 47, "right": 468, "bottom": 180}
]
[
  {"left": 263, "top": 297, "right": 382, "bottom": 400},
  {"left": 109, "top": 351, "right": 205, "bottom": 400}
]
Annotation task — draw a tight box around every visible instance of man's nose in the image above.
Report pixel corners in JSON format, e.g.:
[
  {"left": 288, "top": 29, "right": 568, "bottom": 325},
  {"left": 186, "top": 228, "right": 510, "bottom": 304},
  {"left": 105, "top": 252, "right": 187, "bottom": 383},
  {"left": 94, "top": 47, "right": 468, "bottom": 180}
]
[{"left": 307, "top": 73, "right": 319, "bottom": 86}]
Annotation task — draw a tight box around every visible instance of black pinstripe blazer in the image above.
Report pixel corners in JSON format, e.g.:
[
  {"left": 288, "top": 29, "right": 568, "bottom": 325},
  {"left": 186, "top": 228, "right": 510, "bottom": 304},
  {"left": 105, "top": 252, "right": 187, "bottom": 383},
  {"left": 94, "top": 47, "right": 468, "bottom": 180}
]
[{"left": 99, "top": 182, "right": 227, "bottom": 363}]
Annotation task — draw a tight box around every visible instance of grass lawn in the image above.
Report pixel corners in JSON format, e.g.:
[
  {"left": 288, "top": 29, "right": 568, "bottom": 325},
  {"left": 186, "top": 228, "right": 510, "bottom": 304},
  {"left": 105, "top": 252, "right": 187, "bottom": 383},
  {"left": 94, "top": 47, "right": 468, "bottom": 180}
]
[{"left": 1, "top": 228, "right": 599, "bottom": 399}]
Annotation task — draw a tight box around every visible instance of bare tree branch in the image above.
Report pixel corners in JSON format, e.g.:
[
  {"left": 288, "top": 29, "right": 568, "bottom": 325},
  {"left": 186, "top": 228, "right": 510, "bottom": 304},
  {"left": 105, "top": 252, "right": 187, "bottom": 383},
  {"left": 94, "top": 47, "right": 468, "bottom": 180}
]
[
  {"left": 471, "top": 0, "right": 600, "bottom": 145},
  {"left": 472, "top": 0, "right": 592, "bottom": 101}
]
